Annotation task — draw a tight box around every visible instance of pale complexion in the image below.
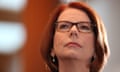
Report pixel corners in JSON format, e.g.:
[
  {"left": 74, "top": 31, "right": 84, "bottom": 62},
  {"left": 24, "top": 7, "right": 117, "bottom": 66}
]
[{"left": 51, "top": 8, "right": 95, "bottom": 72}]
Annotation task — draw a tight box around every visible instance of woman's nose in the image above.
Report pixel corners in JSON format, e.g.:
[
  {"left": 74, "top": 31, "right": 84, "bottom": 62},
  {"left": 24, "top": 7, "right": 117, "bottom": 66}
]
[{"left": 69, "top": 25, "right": 79, "bottom": 39}]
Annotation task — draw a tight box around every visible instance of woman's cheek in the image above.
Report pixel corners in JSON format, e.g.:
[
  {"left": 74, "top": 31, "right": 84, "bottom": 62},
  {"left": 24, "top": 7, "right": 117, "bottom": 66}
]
[{"left": 54, "top": 33, "right": 65, "bottom": 51}]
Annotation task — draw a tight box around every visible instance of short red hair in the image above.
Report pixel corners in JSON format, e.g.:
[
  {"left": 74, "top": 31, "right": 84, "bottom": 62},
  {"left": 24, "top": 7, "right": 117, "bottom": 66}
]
[{"left": 40, "top": 2, "right": 110, "bottom": 72}]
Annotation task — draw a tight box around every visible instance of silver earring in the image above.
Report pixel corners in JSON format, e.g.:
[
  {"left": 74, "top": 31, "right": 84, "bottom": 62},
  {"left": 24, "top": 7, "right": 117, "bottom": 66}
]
[{"left": 52, "top": 57, "right": 55, "bottom": 62}]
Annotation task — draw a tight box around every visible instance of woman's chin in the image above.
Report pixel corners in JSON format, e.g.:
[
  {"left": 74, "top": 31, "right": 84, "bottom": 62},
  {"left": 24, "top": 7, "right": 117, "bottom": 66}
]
[{"left": 58, "top": 51, "right": 82, "bottom": 60}]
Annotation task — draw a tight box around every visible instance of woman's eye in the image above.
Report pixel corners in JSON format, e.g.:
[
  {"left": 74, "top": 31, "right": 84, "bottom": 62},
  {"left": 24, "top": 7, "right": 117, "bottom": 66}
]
[
  {"left": 59, "top": 24, "right": 69, "bottom": 29},
  {"left": 79, "top": 25, "right": 90, "bottom": 30}
]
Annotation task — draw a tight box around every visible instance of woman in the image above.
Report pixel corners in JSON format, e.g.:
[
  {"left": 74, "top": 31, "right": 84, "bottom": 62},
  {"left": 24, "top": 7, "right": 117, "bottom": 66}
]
[{"left": 40, "top": 2, "right": 110, "bottom": 72}]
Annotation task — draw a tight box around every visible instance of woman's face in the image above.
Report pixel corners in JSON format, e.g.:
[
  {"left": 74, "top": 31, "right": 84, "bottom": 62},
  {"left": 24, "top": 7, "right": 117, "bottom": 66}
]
[{"left": 52, "top": 8, "right": 95, "bottom": 62}]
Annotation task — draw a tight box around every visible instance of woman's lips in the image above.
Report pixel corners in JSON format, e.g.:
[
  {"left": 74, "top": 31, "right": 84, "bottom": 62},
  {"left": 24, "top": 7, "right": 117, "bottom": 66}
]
[{"left": 64, "top": 42, "right": 82, "bottom": 48}]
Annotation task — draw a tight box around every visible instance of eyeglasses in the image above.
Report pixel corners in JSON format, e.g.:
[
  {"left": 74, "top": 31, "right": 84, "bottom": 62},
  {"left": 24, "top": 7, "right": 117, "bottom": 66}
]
[{"left": 55, "top": 21, "right": 95, "bottom": 33}]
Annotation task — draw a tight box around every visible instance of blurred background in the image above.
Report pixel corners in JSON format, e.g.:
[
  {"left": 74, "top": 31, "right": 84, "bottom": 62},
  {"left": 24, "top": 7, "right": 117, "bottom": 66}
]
[{"left": 0, "top": 0, "right": 119, "bottom": 72}]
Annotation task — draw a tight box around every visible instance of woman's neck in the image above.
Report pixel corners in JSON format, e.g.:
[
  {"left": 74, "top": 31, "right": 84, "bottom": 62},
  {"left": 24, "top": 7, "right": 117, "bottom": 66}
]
[{"left": 58, "top": 59, "right": 90, "bottom": 72}]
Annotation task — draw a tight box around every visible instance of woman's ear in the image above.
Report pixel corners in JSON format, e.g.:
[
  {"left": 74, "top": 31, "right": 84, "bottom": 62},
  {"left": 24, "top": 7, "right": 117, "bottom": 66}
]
[
  {"left": 50, "top": 48, "right": 56, "bottom": 63},
  {"left": 50, "top": 48, "right": 55, "bottom": 57},
  {"left": 93, "top": 51, "right": 97, "bottom": 58},
  {"left": 91, "top": 53, "right": 96, "bottom": 62}
]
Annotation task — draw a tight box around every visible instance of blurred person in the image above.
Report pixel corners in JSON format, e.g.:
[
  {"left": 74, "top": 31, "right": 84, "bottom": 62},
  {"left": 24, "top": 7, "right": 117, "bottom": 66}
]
[{"left": 40, "top": 2, "right": 110, "bottom": 72}]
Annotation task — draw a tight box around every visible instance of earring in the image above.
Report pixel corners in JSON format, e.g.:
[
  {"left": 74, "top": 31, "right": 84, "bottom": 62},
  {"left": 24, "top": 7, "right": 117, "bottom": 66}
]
[
  {"left": 91, "top": 56, "right": 95, "bottom": 62},
  {"left": 52, "top": 56, "right": 55, "bottom": 63}
]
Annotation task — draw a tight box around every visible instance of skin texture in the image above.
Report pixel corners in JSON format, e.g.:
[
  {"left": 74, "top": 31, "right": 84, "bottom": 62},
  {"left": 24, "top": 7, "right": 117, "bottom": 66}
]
[{"left": 51, "top": 8, "right": 95, "bottom": 72}]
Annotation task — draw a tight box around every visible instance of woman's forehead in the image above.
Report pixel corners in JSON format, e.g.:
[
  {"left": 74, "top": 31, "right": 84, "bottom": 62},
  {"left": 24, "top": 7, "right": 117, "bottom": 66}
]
[{"left": 57, "top": 8, "right": 90, "bottom": 22}]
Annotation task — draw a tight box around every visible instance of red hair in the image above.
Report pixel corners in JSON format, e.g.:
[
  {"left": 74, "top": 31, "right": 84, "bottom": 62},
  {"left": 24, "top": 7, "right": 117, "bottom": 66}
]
[{"left": 40, "top": 2, "right": 110, "bottom": 72}]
